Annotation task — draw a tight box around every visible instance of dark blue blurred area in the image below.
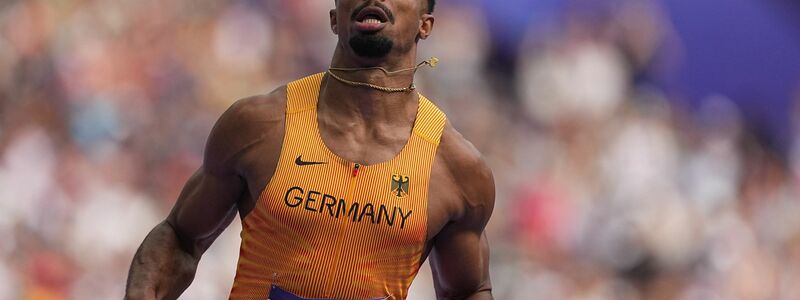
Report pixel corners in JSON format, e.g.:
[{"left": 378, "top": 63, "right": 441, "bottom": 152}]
[
  {"left": 477, "top": 0, "right": 800, "bottom": 153},
  {"left": 478, "top": 0, "right": 562, "bottom": 52},
  {"left": 663, "top": 0, "right": 800, "bottom": 152}
]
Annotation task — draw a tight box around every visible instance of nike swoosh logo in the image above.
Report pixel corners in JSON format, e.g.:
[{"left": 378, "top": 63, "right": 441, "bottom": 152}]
[{"left": 295, "top": 156, "right": 327, "bottom": 166}]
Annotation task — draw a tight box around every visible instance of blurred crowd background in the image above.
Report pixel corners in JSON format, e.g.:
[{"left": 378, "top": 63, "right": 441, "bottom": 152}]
[{"left": 1, "top": 0, "right": 800, "bottom": 299}]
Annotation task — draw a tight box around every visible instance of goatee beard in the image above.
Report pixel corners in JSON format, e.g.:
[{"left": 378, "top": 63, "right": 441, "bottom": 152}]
[{"left": 349, "top": 34, "right": 393, "bottom": 58}]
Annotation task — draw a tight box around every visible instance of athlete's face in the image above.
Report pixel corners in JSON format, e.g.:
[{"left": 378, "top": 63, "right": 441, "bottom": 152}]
[{"left": 331, "top": 0, "right": 434, "bottom": 59}]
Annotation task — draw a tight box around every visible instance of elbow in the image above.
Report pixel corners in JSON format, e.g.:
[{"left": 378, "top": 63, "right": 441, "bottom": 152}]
[{"left": 162, "top": 219, "right": 201, "bottom": 259}]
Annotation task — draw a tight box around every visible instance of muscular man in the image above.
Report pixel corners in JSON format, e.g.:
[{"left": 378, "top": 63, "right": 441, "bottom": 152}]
[{"left": 125, "top": 0, "right": 494, "bottom": 299}]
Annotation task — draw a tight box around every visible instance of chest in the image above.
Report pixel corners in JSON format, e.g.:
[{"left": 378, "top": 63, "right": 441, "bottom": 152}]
[{"left": 238, "top": 142, "right": 456, "bottom": 242}]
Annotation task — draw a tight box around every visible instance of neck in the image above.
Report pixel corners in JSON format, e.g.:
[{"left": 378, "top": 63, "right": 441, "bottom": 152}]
[{"left": 319, "top": 46, "right": 420, "bottom": 125}]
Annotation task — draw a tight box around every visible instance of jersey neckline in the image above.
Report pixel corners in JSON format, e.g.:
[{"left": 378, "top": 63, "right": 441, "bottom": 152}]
[{"left": 312, "top": 73, "right": 423, "bottom": 168}]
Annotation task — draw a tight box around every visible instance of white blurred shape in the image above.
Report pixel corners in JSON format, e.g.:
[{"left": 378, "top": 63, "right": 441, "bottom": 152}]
[
  {"left": 66, "top": 179, "right": 159, "bottom": 268},
  {"left": 0, "top": 128, "right": 56, "bottom": 230},
  {"left": 519, "top": 40, "right": 627, "bottom": 124},
  {"left": 507, "top": 270, "right": 567, "bottom": 300},
  {"left": 600, "top": 110, "right": 679, "bottom": 203},
  {"left": 0, "top": 261, "right": 18, "bottom": 300}
]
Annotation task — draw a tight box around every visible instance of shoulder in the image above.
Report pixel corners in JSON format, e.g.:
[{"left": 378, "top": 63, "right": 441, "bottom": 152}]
[
  {"left": 204, "top": 86, "right": 288, "bottom": 175},
  {"left": 435, "top": 122, "right": 495, "bottom": 226},
  {"left": 221, "top": 87, "right": 288, "bottom": 123}
]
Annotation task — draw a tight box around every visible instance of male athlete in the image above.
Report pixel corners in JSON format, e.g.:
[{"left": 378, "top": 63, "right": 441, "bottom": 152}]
[{"left": 125, "top": 0, "right": 494, "bottom": 299}]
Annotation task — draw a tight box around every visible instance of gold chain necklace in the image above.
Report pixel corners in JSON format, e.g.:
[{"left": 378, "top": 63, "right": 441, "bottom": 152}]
[
  {"left": 326, "top": 70, "right": 415, "bottom": 93},
  {"left": 326, "top": 57, "right": 439, "bottom": 93}
]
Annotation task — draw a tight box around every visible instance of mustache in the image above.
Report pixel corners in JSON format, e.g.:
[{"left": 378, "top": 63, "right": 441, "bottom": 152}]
[{"left": 351, "top": 1, "right": 395, "bottom": 23}]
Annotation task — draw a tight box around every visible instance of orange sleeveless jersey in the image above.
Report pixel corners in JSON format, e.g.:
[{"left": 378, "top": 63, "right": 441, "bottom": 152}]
[{"left": 230, "top": 73, "right": 447, "bottom": 300}]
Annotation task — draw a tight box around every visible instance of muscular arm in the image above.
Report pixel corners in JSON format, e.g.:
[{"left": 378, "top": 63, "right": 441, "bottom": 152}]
[
  {"left": 124, "top": 168, "right": 242, "bottom": 300},
  {"left": 125, "top": 92, "right": 285, "bottom": 300},
  {"left": 430, "top": 128, "right": 496, "bottom": 300}
]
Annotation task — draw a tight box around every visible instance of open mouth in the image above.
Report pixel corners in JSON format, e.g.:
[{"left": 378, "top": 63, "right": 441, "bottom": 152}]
[{"left": 356, "top": 6, "right": 389, "bottom": 23}]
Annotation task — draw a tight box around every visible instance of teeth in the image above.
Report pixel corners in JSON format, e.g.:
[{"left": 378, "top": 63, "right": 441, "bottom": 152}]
[{"left": 364, "top": 18, "right": 381, "bottom": 24}]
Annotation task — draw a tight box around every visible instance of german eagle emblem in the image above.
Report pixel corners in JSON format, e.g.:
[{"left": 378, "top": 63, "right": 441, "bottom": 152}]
[{"left": 391, "top": 174, "right": 410, "bottom": 198}]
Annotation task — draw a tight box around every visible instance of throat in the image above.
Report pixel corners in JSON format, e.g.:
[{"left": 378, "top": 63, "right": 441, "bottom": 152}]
[
  {"left": 316, "top": 87, "right": 420, "bottom": 166},
  {"left": 325, "top": 57, "right": 438, "bottom": 94},
  {"left": 319, "top": 73, "right": 420, "bottom": 124}
]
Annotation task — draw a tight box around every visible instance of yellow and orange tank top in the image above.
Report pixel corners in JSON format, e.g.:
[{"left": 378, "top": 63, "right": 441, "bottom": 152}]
[{"left": 230, "top": 73, "right": 447, "bottom": 300}]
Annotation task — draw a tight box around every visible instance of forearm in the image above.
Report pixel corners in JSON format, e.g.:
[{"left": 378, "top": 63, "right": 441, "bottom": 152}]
[{"left": 125, "top": 221, "right": 200, "bottom": 300}]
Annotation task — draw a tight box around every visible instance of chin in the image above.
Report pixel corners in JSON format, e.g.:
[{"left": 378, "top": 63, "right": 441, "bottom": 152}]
[{"left": 349, "top": 35, "right": 394, "bottom": 59}]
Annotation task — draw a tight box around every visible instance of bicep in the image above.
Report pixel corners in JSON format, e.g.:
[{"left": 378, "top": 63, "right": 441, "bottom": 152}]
[
  {"left": 430, "top": 221, "right": 492, "bottom": 299},
  {"left": 429, "top": 134, "right": 496, "bottom": 299},
  {"left": 166, "top": 167, "right": 244, "bottom": 255},
  {"left": 164, "top": 97, "right": 266, "bottom": 252}
]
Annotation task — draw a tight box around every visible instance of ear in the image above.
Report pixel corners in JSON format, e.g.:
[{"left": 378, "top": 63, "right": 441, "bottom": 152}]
[
  {"left": 330, "top": 9, "right": 338, "bottom": 34},
  {"left": 418, "top": 14, "right": 435, "bottom": 40}
]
